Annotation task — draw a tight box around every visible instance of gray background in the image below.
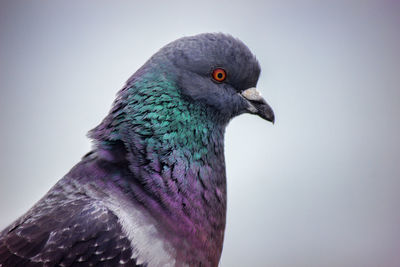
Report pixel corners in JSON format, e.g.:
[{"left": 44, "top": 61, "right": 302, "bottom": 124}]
[{"left": 1, "top": 1, "right": 399, "bottom": 266}]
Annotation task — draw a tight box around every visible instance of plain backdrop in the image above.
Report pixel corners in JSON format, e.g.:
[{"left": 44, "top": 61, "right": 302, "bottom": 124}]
[{"left": 1, "top": 1, "right": 399, "bottom": 266}]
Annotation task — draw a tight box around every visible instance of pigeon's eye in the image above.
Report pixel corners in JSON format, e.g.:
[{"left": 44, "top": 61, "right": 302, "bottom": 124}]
[{"left": 212, "top": 68, "right": 227, "bottom": 82}]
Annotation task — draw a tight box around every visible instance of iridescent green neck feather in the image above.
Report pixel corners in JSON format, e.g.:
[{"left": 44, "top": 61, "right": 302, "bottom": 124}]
[{"left": 90, "top": 66, "right": 226, "bottom": 174}]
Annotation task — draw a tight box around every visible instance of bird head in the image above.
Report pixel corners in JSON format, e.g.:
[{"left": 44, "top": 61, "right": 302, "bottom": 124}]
[{"left": 148, "top": 33, "right": 275, "bottom": 124}]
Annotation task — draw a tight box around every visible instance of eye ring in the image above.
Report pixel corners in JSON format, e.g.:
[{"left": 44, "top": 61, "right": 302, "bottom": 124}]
[{"left": 212, "top": 68, "right": 227, "bottom": 82}]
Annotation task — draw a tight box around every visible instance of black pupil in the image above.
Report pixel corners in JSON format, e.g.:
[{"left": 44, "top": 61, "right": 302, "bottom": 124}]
[{"left": 217, "top": 73, "right": 223, "bottom": 79}]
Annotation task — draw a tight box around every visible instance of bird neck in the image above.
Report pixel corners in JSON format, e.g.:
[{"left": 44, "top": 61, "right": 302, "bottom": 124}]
[
  {"left": 91, "top": 69, "right": 227, "bottom": 171},
  {"left": 89, "top": 70, "right": 227, "bottom": 263}
]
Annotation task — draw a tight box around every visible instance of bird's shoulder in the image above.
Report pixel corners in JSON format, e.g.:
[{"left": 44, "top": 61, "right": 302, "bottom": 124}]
[{"left": 0, "top": 191, "right": 141, "bottom": 266}]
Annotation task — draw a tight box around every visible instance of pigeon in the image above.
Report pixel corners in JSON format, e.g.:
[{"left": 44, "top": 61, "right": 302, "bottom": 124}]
[{"left": 0, "top": 33, "right": 274, "bottom": 267}]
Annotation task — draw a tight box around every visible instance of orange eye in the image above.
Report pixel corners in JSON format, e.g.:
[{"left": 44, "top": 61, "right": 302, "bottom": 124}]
[{"left": 212, "top": 68, "right": 227, "bottom": 82}]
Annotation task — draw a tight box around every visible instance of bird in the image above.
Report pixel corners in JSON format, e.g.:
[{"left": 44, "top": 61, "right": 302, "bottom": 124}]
[{"left": 0, "top": 33, "right": 274, "bottom": 267}]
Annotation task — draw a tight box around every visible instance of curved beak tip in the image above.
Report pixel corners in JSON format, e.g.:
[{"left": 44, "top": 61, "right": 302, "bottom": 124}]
[
  {"left": 258, "top": 103, "right": 275, "bottom": 124},
  {"left": 240, "top": 87, "right": 275, "bottom": 124}
]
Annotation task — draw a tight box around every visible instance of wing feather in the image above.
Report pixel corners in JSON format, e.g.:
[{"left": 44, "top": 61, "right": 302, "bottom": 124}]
[{"left": 0, "top": 197, "right": 142, "bottom": 266}]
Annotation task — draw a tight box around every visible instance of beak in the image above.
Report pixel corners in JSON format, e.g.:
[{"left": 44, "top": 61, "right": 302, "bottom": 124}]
[{"left": 240, "top": 87, "right": 275, "bottom": 123}]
